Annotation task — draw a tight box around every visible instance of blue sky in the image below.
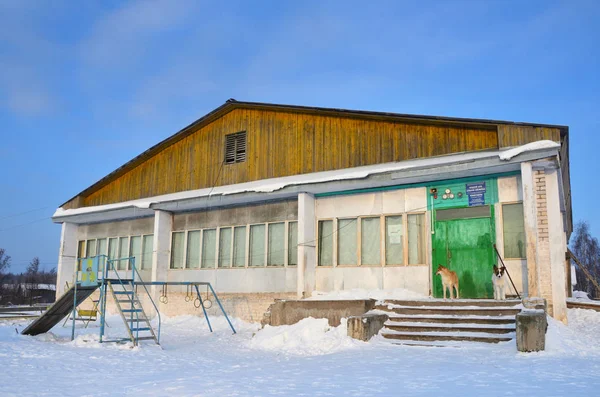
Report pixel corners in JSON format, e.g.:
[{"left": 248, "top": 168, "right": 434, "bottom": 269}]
[{"left": 0, "top": 0, "right": 598, "bottom": 273}]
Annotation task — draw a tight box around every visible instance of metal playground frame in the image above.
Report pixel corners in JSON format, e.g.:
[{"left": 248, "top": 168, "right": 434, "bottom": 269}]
[{"left": 69, "top": 255, "right": 236, "bottom": 345}]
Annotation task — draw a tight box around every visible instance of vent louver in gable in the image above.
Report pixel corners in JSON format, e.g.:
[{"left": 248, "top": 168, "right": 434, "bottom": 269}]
[{"left": 225, "top": 131, "right": 246, "bottom": 164}]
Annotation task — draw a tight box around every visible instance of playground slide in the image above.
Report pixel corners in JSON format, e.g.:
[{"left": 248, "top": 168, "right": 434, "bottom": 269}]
[{"left": 21, "top": 284, "right": 99, "bottom": 336}]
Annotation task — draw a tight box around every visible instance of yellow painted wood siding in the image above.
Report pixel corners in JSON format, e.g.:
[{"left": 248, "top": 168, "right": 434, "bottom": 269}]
[
  {"left": 497, "top": 125, "right": 561, "bottom": 148},
  {"left": 81, "top": 109, "right": 502, "bottom": 207}
]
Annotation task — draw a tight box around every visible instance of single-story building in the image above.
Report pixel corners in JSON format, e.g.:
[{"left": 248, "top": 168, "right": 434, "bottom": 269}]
[{"left": 53, "top": 100, "right": 572, "bottom": 323}]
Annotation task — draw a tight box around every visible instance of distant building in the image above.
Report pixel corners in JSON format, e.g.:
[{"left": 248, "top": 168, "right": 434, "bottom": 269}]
[
  {"left": 0, "top": 283, "right": 56, "bottom": 305},
  {"left": 52, "top": 100, "right": 572, "bottom": 322}
]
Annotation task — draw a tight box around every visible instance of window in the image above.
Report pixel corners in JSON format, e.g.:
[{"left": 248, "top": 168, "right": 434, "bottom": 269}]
[
  {"left": 436, "top": 206, "right": 490, "bottom": 221},
  {"left": 338, "top": 218, "right": 357, "bottom": 265},
  {"left": 408, "top": 214, "right": 426, "bottom": 264},
  {"left": 201, "top": 229, "right": 217, "bottom": 268},
  {"left": 118, "top": 237, "right": 129, "bottom": 270},
  {"left": 97, "top": 238, "right": 108, "bottom": 257},
  {"left": 249, "top": 224, "right": 266, "bottom": 267},
  {"left": 129, "top": 236, "right": 141, "bottom": 269},
  {"left": 318, "top": 220, "right": 333, "bottom": 266},
  {"left": 77, "top": 241, "right": 86, "bottom": 259},
  {"left": 77, "top": 240, "right": 86, "bottom": 271},
  {"left": 224, "top": 131, "right": 246, "bottom": 164},
  {"left": 267, "top": 223, "right": 285, "bottom": 266},
  {"left": 503, "top": 203, "right": 526, "bottom": 258},
  {"left": 186, "top": 231, "right": 201, "bottom": 268},
  {"left": 385, "top": 216, "right": 404, "bottom": 265},
  {"left": 288, "top": 222, "right": 298, "bottom": 266},
  {"left": 218, "top": 228, "right": 232, "bottom": 268},
  {"left": 86, "top": 240, "right": 97, "bottom": 257},
  {"left": 141, "top": 235, "right": 153, "bottom": 270},
  {"left": 170, "top": 232, "right": 185, "bottom": 269},
  {"left": 233, "top": 226, "right": 246, "bottom": 268},
  {"left": 108, "top": 238, "right": 118, "bottom": 260},
  {"left": 361, "top": 217, "right": 381, "bottom": 265}
]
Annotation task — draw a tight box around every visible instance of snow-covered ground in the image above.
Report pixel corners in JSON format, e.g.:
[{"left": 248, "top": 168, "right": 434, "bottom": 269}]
[{"left": 2, "top": 309, "right": 600, "bottom": 396}]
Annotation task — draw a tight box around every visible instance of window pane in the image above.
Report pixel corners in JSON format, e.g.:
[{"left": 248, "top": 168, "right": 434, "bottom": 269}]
[
  {"left": 233, "top": 226, "right": 246, "bottom": 267},
  {"left": 107, "top": 238, "right": 118, "bottom": 271},
  {"left": 385, "top": 216, "right": 404, "bottom": 265},
  {"left": 77, "top": 241, "right": 86, "bottom": 271},
  {"left": 268, "top": 223, "right": 285, "bottom": 266},
  {"left": 288, "top": 222, "right": 298, "bottom": 266},
  {"left": 201, "top": 229, "right": 217, "bottom": 268},
  {"left": 218, "top": 228, "right": 232, "bottom": 268},
  {"left": 129, "top": 236, "right": 141, "bottom": 270},
  {"left": 86, "top": 240, "right": 97, "bottom": 257},
  {"left": 361, "top": 217, "right": 381, "bottom": 265},
  {"left": 436, "top": 206, "right": 490, "bottom": 221},
  {"left": 77, "top": 241, "right": 86, "bottom": 258},
  {"left": 318, "top": 220, "right": 333, "bottom": 266},
  {"left": 141, "top": 235, "right": 153, "bottom": 270},
  {"left": 503, "top": 203, "right": 526, "bottom": 258},
  {"left": 118, "top": 237, "right": 129, "bottom": 270},
  {"left": 97, "top": 238, "right": 107, "bottom": 256},
  {"left": 170, "top": 232, "right": 185, "bottom": 269},
  {"left": 186, "top": 231, "right": 200, "bottom": 268},
  {"left": 108, "top": 238, "right": 118, "bottom": 259},
  {"left": 338, "top": 219, "right": 357, "bottom": 265},
  {"left": 249, "top": 224, "right": 266, "bottom": 267},
  {"left": 408, "top": 214, "right": 425, "bottom": 264}
]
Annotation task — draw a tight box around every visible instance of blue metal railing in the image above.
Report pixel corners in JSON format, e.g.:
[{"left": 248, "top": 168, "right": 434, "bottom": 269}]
[
  {"left": 104, "top": 256, "right": 161, "bottom": 345},
  {"left": 73, "top": 254, "right": 235, "bottom": 344}
]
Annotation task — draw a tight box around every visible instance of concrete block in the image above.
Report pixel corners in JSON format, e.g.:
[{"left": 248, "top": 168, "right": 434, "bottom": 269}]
[
  {"left": 347, "top": 313, "right": 389, "bottom": 341},
  {"left": 262, "top": 299, "right": 376, "bottom": 327},
  {"left": 516, "top": 310, "right": 548, "bottom": 352},
  {"left": 522, "top": 297, "right": 547, "bottom": 312}
]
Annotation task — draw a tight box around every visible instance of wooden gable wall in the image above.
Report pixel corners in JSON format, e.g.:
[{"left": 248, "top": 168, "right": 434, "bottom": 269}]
[{"left": 66, "top": 108, "right": 562, "bottom": 209}]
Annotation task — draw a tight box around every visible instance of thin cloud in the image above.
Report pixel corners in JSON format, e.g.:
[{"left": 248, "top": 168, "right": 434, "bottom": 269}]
[{"left": 80, "top": 0, "right": 200, "bottom": 69}]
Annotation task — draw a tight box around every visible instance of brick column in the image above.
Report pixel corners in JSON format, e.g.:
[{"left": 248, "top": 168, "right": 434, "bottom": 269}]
[
  {"left": 545, "top": 167, "right": 568, "bottom": 323},
  {"left": 521, "top": 161, "right": 568, "bottom": 323},
  {"left": 297, "top": 193, "right": 316, "bottom": 298},
  {"left": 56, "top": 222, "right": 78, "bottom": 298},
  {"left": 521, "top": 162, "right": 540, "bottom": 297}
]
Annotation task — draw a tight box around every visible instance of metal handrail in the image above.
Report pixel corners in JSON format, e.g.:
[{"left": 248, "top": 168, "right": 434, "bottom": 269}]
[
  {"left": 130, "top": 259, "right": 162, "bottom": 344},
  {"left": 105, "top": 257, "right": 161, "bottom": 344},
  {"left": 493, "top": 244, "right": 521, "bottom": 299}
]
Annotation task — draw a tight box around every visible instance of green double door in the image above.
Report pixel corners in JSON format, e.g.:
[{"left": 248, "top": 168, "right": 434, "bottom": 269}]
[{"left": 432, "top": 206, "right": 496, "bottom": 299}]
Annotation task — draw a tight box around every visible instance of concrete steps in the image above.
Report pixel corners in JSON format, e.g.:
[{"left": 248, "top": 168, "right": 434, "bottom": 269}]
[
  {"left": 377, "top": 299, "right": 522, "bottom": 346},
  {"left": 375, "top": 305, "right": 521, "bottom": 317},
  {"left": 385, "top": 323, "right": 515, "bottom": 334},
  {"left": 382, "top": 299, "right": 520, "bottom": 308},
  {"left": 386, "top": 315, "right": 516, "bottom": 325}
]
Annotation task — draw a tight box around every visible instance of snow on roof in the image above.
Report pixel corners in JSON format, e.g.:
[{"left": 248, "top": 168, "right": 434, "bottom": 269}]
[
  {"left": 499, "top": 140, "right": 560, "bottom": 160},
  {"left": 54, "top": 140, "right": 560, "bottom": 219}
]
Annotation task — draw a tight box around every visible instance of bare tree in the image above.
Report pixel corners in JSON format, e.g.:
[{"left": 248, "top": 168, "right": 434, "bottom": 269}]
[
  {"left": 0, "top": 248, "right": 10, "bottom": 275},
  {"left": 571, "top": 221, "right": 600, "bottom": 298},
  {"left": 27, "top": 257, "right": 40, "bottom": 275}
]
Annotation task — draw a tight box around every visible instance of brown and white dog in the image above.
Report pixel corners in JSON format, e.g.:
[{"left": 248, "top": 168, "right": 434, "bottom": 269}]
[
  {"left": 435, "top": 264, "right": 459, "bottom": 299},
  {"left": 492, "top": 265, "right": 507, "bottom": 300}
]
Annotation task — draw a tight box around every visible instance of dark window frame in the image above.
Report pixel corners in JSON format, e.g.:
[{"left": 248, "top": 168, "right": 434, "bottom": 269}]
[{"left": 224, "top": 131, "right": 247, "bottom": 164}]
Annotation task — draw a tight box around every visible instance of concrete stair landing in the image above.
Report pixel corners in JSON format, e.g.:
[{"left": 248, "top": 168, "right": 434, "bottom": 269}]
[{"left": 376, "top": 299, "right": 522, "bottom": 346}]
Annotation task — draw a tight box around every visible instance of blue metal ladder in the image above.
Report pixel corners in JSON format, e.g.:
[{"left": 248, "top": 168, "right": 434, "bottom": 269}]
[{"left": 107, "top": 278, "right": 159, "bottom": 346}]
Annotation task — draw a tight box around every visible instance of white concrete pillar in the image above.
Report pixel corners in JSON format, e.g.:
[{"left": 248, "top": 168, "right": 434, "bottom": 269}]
[
  {"left": 297, "top": 193, "right": 316, "bottom": 298},
  {"left": 545, "top": 167, "right": 568, "bottom": 323},
  {"left": 151, "top": 210, "right": 172, "bottom": 302},
  {"left": 56, "top": 222, "right": 78, "bottom": 298},
  {"left": 521, "top": 162, "right": 540, "bottom": 297}
]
